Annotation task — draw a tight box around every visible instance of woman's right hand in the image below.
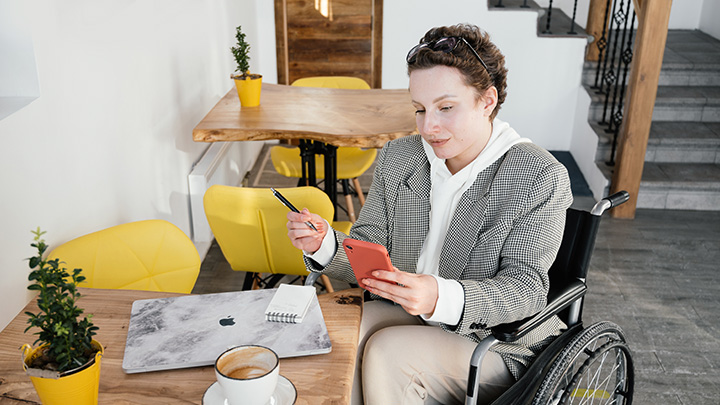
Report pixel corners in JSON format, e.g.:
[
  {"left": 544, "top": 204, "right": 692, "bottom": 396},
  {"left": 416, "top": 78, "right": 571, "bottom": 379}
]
[{"left": 286, "top": 208, "right": 328, "bottom": 254}]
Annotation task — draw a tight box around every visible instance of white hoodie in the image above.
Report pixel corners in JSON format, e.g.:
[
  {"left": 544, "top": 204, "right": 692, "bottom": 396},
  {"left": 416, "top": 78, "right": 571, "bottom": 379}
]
[
  {"left": 307, "top": 119, "right": 531, "bottom": 325},
  {"left": 419, "top": 119, "right": 531, "bottom": 325}
]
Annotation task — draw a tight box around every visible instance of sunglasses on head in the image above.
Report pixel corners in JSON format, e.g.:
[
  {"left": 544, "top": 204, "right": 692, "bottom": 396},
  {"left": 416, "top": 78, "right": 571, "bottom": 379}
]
[{"left": 406, "top": 36, "right": 490, "bottom": 74}]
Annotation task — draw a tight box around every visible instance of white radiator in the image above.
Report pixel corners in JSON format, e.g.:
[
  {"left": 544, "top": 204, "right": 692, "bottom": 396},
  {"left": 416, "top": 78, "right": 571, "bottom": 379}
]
[{"left": 188, "top": 141, "right": 265, "bottom": 258}]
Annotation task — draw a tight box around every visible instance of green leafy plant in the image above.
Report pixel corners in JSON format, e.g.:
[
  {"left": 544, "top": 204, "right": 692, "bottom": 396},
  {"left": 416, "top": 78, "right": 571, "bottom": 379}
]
[
  {"left": 231, "top": 25, "right": 251, "bottom": 77},
  {"left": 24, "top": 228, "right": 98, "bottom": 373}
]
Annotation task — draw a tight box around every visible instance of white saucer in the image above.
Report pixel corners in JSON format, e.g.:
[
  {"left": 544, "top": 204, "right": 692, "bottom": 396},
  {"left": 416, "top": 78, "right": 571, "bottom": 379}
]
[{"left": 202, "top": 375, "right": 297, "bottom": 405}]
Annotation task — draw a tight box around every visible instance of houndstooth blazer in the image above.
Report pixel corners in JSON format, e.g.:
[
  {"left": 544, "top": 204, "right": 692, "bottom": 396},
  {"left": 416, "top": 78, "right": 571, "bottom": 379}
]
[{"left": 307, "top": 134, "right": 573, "bottom": 379}]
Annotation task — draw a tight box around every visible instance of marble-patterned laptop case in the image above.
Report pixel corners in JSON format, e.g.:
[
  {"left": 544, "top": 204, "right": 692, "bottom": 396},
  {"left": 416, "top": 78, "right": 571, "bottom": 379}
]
[{"left": 122, "top": 288, "right": 331, "bottom": 373}]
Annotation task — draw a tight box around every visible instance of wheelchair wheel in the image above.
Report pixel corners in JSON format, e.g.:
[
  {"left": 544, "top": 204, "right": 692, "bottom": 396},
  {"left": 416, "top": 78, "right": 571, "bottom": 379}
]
[{"left": 533, "top": 321, "right": 634, "bottom": 405}]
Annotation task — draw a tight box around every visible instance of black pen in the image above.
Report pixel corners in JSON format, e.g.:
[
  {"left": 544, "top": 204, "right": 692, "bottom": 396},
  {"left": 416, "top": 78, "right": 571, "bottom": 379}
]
[{"left": 271, "top": 188, "right": 319, "bottom": 232}]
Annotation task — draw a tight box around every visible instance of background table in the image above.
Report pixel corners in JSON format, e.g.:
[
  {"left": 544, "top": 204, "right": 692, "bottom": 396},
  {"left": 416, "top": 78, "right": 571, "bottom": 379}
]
[
  {"left": 193, "top": 83, "right": 417, "bottom": 214},
  {"left": 0, "top": 288, "right": 363, "bottom": 404}
]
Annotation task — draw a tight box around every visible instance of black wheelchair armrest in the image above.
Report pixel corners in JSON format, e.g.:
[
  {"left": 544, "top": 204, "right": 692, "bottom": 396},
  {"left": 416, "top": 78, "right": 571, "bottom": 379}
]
[{"left": 491, "top": 280, "right": 587, "bottom": 342}]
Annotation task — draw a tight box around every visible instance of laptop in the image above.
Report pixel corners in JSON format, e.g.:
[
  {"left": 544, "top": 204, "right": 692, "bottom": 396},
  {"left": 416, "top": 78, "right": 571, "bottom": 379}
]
[{"left": 122, "top": 288, "right": 332, "bottom": 373}]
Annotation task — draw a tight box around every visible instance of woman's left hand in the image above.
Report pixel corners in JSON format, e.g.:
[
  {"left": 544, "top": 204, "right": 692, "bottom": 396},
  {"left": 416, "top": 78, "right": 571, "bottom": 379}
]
[{"left": 361, "top": 268, "right": 439, "bottom": 317}]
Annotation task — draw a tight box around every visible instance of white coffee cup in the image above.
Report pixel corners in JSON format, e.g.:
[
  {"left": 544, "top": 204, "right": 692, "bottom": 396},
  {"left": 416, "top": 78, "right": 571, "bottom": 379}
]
[{"left": 215, "top": 345, "right": 279, "bottom": 405}]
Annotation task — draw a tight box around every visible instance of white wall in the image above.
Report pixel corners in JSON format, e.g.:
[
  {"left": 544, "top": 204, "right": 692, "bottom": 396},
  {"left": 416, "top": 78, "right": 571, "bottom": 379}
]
[
  {"left": 382, "top": 0, "right": 588, "bottom": 151},
  {"left": 700, "top": 0, "right": 720, "bottom": 40},
  {"left": 0, "top": 0, "right": 277, "bottom": 330}
]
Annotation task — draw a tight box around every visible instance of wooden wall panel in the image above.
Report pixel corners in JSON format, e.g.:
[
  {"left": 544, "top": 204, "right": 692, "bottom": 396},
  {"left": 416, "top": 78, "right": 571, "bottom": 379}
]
[{"left": 276, "top": 0, "right": 380, "bottom": 87}]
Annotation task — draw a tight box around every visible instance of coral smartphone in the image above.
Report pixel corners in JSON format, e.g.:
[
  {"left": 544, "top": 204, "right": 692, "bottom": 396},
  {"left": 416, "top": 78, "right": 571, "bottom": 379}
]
[{"left": 342, "top": 238, "right": 395, "bottom": 287}]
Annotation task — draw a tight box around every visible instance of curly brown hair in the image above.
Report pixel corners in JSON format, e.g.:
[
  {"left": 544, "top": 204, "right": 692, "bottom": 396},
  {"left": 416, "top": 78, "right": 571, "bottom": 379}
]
[{"left": 407, "top": 23, "right": 508, "bottom": 120}]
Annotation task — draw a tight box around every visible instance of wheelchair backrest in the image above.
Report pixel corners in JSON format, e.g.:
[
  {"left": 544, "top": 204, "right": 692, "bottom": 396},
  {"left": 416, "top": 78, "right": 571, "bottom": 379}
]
[{"left": 548, "top": 208, "right": 602, "bottom": 323}]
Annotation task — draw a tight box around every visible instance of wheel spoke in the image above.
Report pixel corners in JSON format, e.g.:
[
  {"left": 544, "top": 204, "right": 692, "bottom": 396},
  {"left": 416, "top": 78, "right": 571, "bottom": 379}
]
[
  {"left": 570, "top": 346, "right": 626, "bottom": 405},
  {"left": 534, "top": 322, "right": 633, "bottom": 405}
]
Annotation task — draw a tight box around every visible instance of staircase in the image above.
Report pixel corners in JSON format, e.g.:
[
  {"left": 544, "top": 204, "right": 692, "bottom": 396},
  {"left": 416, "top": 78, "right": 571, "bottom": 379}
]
[
  {"left": 490, "top": 0, "right": 720, "bottom": 211},
  {"left": 587, "top": 30, "right": 720, "bottom": 210}
]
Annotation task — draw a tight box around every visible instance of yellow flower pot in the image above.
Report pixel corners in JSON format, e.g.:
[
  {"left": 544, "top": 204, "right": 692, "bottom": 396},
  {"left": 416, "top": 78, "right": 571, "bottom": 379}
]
[
  {"left": 233, "top": 74, "right": 263, "bottom": 107},
  {"left": 21, "top": 340, "right": 104, "bottom": 405}
]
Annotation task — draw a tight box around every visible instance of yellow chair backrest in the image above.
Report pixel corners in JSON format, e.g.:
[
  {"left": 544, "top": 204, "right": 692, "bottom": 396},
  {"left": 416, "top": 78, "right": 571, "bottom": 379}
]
[
  {"left": 291, "top": 76, "right": 371, "bottom": 90},
  {"left": 48, "top": 220, "right": 201, "bottom": 293},
  {"left": 203, "top": 185, "right": 334, "bottom": 276}
]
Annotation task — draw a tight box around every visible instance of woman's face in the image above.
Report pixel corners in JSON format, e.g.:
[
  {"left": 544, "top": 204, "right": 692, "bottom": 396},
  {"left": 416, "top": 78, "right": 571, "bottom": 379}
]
[{"left": 409, "top": 65, "right": 497, "bottom": 174}]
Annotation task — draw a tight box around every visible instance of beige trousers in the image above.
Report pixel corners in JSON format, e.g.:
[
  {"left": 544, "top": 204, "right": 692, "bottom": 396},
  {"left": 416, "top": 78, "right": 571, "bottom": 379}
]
[{"left": 353, "top": 301, "right": 514, "bottom": 405}]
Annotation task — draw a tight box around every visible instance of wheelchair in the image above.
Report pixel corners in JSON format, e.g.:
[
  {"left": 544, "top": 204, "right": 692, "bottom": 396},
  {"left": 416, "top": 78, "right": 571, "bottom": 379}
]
[{"left": 466, "top": 191, "right": 634, "bottom": 405}]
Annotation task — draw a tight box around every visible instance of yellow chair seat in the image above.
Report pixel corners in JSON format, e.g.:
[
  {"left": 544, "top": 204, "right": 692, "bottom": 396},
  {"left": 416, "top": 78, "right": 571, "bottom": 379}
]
[
  {"left": 291, "top": 76, "right": 371, "bottom": 89},
  {"left": 48, "top": 220, "right": 201, "bottom": 294},
  {"left": 270, "top": 146, "right": 377, "bottom": 180},
  {"left": 333, "top": 220, "right": 353, "bottom": 235}
]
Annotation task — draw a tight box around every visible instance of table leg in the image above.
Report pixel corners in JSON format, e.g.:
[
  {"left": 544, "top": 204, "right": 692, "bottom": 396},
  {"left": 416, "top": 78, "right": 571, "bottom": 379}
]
[
  {"left": 298, "top": 140, "right": 339, "bottom": 221},
  {"left": 298, "top": 140, "right": 316, "bottom": 186},
  {"left": 323, "top": 144, "right": 338, "bottom": 221}
]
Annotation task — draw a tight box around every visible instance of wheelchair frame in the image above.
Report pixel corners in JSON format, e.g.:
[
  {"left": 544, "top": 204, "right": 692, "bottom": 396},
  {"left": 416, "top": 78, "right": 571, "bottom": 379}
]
[{"left": 466, "top": 191, "right": 634, "bottom": 405}]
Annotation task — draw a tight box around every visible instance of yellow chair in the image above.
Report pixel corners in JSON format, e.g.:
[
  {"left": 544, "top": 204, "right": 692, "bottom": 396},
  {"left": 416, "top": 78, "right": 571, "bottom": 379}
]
[
  {"left": 203, "top": 185, "right": 347, "bottom": 292},
  {"left": 47, "top": 220, "right": 201, "bottom": 294},
  {"left": 270, "top": 76, "right": 377, "bottom": 222}
]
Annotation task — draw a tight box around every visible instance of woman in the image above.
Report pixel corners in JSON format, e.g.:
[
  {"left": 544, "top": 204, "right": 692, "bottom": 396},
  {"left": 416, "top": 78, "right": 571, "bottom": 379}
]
[{"left": 286, "top": 23, "right": 572, "bottom": 404}]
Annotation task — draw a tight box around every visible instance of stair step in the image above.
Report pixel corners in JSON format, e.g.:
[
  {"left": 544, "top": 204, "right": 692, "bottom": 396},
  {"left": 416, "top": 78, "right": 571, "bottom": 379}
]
[
  {"left": 594, "top": 121, "right": 720, "bottom": 163},
  {"left": 536, "top": 7, "right": 588, "bottom": 39},
  {"left": 647, "top": 122, "right": 720, "bottom": 162},
  {"left": 583, "top": 62, "right": 720, "bottom": 87},
  {"left": 487, "top": 0, "right": 541, "bottom": 11},
  {"left": 587, "top": 85, "right": 720, "bottom": 123},
  {"left": 597, "top": 162, "right": 720, "bottom": 210},
  {"left": 583, "top": 30, "right": 720, "bottom": 87},
  {"left": 638, "top": 162, "right": 720, "bottom": 210},
  {"left": 487, "top": 0, "right": 589, "bottom": 39},
  {"left": 654, "top": 86, "right": 720, "bottom": 122}
]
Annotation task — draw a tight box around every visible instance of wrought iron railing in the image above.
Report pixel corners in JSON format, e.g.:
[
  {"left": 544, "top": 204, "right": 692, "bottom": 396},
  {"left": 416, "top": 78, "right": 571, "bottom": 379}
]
[
  {"left": 491, "top": 0, "right": 639, "bottom": 165},
  {"left": 591, "top": 0, "right": 637, "bottom": 165},
  {"left": 491, "top": 0, "right": 581, "bottom": 35}
]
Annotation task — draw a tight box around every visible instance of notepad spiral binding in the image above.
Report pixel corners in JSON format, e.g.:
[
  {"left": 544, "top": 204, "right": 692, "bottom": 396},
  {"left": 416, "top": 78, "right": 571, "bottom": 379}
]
[{"left": 265, "top": 312, "right": 300, "bottom": 323}]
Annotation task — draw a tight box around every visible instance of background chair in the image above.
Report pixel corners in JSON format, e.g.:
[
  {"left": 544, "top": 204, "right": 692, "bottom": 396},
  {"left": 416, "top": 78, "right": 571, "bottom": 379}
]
[
  {"left": 203, "top": 185, "right": 346, "bottom": 292},
  {"left": 48, "top": 219, "right": 201, "bottom": 294},
  {"left": 270, "top": 76, "right": 377, "bottom": 222},
  {"left": 464, "top": 191, "right": 634, "bottom": 405}
]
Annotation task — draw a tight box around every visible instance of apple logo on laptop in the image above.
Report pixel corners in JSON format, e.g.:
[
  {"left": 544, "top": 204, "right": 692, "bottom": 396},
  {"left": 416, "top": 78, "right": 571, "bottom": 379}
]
[{"left": 219, "top": 316, "right": 235, "bottom": 327}]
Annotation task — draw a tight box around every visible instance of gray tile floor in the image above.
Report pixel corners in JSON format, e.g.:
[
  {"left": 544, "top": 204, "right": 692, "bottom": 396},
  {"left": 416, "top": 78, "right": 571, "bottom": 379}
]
[
  {"left": 194, "top": 145, "right": 720, "bottom": 404},
  {"left": 585, "top": 209, "right": 720, "bottom": 404}
]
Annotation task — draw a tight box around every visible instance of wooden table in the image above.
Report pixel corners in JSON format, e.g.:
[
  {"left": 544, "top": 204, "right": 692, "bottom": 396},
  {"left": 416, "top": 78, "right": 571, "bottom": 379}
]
[
  {"left": 193, "top": 83, "right": 417, "bottom": 213},
  {"left": 0, "top": 288, "right": 364, "bottom": 404}
]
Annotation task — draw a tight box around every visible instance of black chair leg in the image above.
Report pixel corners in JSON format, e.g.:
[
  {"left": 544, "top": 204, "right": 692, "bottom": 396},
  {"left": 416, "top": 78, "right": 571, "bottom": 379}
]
[
  {"left": 242, "top": 272, "right": 257, "bottom": 290},
  {"left": 264, "top": 274, "right": 286, "bottom": 289}
]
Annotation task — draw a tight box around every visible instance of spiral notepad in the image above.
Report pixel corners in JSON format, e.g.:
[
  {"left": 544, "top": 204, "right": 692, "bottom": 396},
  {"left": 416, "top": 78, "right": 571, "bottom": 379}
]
[{"left": 265, "top": 284, "right": 316, "bottom": 323}]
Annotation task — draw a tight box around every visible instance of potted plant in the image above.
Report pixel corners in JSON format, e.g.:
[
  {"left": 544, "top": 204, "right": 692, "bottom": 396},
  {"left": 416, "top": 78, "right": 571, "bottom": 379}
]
[
  {"left": 231, "top": 25, "right": 262, "bottom": 107},
  {"left": 21, "top": 228, "right": 103, "bottom": 405}
]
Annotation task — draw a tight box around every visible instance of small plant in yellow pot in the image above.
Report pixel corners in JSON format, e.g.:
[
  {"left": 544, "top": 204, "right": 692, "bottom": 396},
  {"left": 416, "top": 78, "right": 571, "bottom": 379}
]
[
  {"left": 21, "top": 228, "right": 103, "bottom": 405},
  {"left": 231, "top": 25, "right": 262, "bottom": 107}
]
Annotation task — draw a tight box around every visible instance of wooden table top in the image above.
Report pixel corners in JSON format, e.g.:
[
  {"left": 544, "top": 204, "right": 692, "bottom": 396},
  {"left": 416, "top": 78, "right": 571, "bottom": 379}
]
[
  {"left": 192, "top": 83, "right": 417, "bottom": 148},
  {"left": 0, "top": 288, "right": 363, "bottom": 404}
]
